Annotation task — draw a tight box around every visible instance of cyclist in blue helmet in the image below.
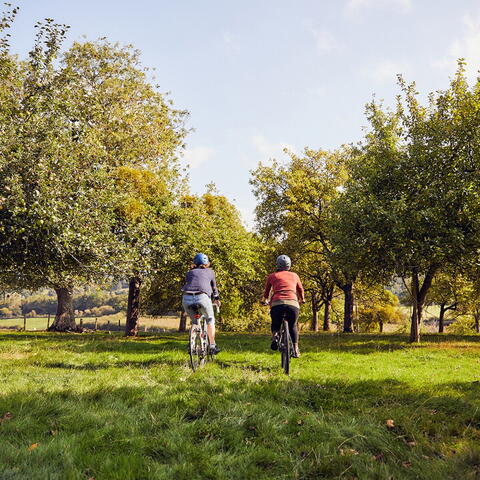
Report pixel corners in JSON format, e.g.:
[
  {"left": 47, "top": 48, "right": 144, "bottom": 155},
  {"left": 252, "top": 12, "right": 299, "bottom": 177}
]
[{"left": 181, "top": 253, "right": 221, "bottom": 354}]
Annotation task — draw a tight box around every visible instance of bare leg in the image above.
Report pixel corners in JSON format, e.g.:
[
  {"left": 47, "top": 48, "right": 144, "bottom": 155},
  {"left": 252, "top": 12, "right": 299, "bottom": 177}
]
[{"left": 207, "top": 323, "right": 216, "bottom": 345}]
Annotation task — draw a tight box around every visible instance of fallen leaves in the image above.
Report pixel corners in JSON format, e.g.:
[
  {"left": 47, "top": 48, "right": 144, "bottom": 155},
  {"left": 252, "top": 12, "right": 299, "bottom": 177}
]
[
  {"left": 386, "top": 419, "right": 395, "bottom": 429},
  {"left": 27, "top": 443, "right": 39, "bottom": 451},
  {"left": 339, "top": 448, "right": 359, "bottom": 456},
  {"left": 0, "top": 412, "right": 13, "bottom": 422}
]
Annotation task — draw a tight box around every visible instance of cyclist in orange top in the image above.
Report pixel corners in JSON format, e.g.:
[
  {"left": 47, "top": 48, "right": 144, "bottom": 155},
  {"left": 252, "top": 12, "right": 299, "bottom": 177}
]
[{"left": 262, "top": 254, "right": 305, "bottom": 357}]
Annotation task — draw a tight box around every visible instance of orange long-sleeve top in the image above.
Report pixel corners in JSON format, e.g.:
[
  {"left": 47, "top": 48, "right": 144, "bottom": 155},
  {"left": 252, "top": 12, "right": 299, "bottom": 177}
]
[{"left": 263, "top": 270, "right": 305, "bottom": 303}]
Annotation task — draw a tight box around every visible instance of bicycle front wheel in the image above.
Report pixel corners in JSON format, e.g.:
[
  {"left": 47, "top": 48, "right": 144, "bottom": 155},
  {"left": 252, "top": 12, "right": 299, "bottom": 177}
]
[{"left": 189, "top": 327, "right": 201, "bottom": 371}]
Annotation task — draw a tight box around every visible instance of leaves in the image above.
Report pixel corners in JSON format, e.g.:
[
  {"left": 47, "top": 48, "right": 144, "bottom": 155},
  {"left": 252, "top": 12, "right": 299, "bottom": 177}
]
[
  {"left": 0, "top": 26, "right": 188, "bottom": 300},
  {"left": 0, "top": 412, "right": 12, "bottom": 422},
  {"left": 386, "top": 419, "right": 395, "bottom": 429}
]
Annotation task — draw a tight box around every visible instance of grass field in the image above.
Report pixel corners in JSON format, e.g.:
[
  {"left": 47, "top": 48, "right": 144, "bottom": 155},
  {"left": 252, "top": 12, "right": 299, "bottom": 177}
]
[
  {"left": 0, "top": 314, "right": 180, "bottom": 332},
  {"left": 1, "top": 331, "right": 480, "bottom": 479}
]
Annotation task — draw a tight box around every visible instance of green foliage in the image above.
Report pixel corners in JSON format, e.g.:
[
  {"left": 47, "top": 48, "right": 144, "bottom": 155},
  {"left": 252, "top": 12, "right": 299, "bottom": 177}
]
[
  {"left": 356, "top": 287, "right": 406, "bottom": 332},
  {"left": 251, "top": 148, "right": 354, "bottom": 330},
  {"left": 333, "top": 62, "right": 480, "bottom": 340},
  {"left": 0, "top": 14, "right": 187, "bottom": 303},
  {"left": 145, "top": 190, "right": 268, "bottom": 325},
  {"left": 446, "top": 315, "right": 476, "bottom": 335}
]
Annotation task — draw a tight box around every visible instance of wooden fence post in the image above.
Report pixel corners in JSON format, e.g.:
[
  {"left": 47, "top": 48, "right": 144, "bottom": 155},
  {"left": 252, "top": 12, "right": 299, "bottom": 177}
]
[
  {"left": 47, "top": 313, "right": 50, "bottom": 330},
  {"left": 95, "top": 317, "right": 98, "bottom": 331},
  {"left": 80, "top": 318, "right": 83, "bottom": 329},
  {"left": 23, "top": 314, "right": 26, "bottom": 332}
]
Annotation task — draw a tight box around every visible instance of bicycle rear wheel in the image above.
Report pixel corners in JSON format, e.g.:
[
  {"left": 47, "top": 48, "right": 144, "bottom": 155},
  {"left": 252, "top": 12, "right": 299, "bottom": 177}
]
[
  {"left": 280, "top": 320, "right": 291, "bottom": 375},
  {"left": 189, "top": 327, "right": 201, "bottom": 371}
]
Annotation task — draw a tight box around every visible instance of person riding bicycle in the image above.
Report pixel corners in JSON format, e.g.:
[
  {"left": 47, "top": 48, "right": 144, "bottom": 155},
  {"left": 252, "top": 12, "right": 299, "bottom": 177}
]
[
  {"left": 182, "top": 253, "right": 221, "bottom": 354},
  {"left": 262, "top": 254, "right": 304, "bottom": 358}
]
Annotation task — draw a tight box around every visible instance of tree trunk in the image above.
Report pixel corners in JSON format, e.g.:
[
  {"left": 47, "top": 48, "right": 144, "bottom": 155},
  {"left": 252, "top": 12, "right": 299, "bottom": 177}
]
[
  {"left": 409, "top": 270, "right": 421, "bottom": 343},
  {"left": 48, "top": 286, "right": 79, "bottom": 332},
  {"left": 475, "top": 311, "right": 480, "bottom": 334},
  {"left": 342, "top": 282, "right": 354, "bottom": 333},
  {"left": 311, "top": 292, "right": 319, "bottom": 332},
  {"left": 125, "top": 276, "right": 141, "bottom": 337},
  {"left": 178, "top": 311, "right": 187, "bottom": 332},
  {"left": 379, "top": 319, "right": 384, "bottom": 333},
  {"left": 438, "top": 303, "right": 446, "bottom": 333},
  {"left": 408, "top": 265, "right": 437, "bottom": 343},
  {"left": 323, "top": 298, "right": 331, "bottom": 331}
]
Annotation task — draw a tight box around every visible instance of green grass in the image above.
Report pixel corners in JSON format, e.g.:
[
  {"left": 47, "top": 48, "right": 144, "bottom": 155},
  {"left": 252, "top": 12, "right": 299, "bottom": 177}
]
[
  {"left": 1, "top": 332, "right": 480, "bottom": 479},
  {"left": 0, "top": 314, "right": 180, "bottom": 332}
]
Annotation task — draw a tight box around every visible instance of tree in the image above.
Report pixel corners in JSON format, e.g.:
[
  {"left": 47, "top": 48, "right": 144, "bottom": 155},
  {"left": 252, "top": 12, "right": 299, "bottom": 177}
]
[
  {"left": 251, "top": 148, "right": 359, "bottom": 332},
  {"left": 355, "top": 283, "right": 404, "bottom": 333},
  {"left": 145, "top": 189, "right": 266, "bottom": 331},
  {"left": 114, "top": 166, "right": 184, "bottom": 336},
  {"left": 338, "top": 63, "right": 480, "bottom": 342},
  {"left": 427, "top": 272, "right": 471, "bottom": 333},
  {"left": 0, "top": 13, "right": 187, "bottom": 331}
]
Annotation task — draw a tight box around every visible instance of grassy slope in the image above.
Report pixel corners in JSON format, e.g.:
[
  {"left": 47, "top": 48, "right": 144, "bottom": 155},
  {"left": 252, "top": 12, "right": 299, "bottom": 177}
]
[{"left": 1, "top": 332, "right": 480, "bottom": 480}]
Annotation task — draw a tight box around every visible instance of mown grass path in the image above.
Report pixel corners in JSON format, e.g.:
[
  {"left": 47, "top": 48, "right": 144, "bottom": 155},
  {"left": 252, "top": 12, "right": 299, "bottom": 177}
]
[{"left": 1, "top": 332, "right": 480, "bottom": 479}]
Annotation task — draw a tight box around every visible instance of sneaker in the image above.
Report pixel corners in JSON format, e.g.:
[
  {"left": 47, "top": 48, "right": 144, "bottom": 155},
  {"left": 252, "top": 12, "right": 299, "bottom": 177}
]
[
  {"left": 292, "top": 349, "right": 300, "bottom": 358},
  {"left": 209, "top": 345, "right": 221, "bottom": 355},
  {"left": 270, "top": 337, "right": 278, "bottom": 351}
]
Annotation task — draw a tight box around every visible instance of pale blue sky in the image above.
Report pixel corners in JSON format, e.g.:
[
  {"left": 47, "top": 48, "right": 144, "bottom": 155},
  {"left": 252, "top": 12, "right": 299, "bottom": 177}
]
[{"left": 10, "top": 0, "right": 480, "bottom": 227}]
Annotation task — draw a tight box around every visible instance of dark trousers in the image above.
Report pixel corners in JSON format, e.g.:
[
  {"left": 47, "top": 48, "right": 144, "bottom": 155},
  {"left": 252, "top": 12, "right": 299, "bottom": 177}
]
[{"left": 270, "top": 304, "right": 299, "bottom": 343}]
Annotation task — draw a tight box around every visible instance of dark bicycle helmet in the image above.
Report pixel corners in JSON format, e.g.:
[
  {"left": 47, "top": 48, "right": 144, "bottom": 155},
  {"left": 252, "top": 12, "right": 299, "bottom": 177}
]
[
  {"left": 193, "top": 253, "right": 209, "bottom": 266},
  {"left": 276, "top": 254, "right": 291, "bottom": 270}
]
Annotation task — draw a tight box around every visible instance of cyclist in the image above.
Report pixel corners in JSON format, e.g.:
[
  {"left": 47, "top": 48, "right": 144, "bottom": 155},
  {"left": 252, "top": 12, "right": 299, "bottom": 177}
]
[
  {"left": 182, "top": 253, "right": 221, "bottom": 354},
  {"left": 262, "top": 254, "right": 305, "bottom": 358}
]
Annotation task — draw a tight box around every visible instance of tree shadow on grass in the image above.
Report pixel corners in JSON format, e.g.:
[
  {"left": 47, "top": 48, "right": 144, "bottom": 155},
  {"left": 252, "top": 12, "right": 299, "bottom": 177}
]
[
  {"left": 35, "top": 358, "right": 187, "bottom": 371},
  {"left": 1, "top": 331, "right": 480, "bottom": 359}
]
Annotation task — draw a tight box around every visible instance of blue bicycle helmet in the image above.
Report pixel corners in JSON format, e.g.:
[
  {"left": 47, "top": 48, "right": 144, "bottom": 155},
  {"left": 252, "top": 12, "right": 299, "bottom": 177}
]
[
  {"left": 276, "top": 254, "right": 291, "bottom": 270},
  {"left": 193, "top": 253, "right": 209, "bottom": 266}
]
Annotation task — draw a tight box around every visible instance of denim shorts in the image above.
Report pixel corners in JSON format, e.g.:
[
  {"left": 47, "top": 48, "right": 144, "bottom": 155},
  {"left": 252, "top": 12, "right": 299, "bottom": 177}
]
[{"left": 182, "top": 293, "right": 215, "bottom": 325}]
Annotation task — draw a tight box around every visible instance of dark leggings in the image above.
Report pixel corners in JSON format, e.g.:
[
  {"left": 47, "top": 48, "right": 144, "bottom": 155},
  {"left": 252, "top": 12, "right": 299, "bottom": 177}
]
[{"left": 270, "top": 305, "right": 299, "bottom": 343}]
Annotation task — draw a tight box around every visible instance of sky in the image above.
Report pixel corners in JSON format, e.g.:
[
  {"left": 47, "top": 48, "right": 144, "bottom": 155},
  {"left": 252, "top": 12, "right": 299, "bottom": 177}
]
[{"left": 9, "top": 0, "right": 480, "bottom": 228}]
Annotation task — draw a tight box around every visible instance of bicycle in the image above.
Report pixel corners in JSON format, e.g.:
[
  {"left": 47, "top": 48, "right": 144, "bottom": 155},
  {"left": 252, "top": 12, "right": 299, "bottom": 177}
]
[
  {"left": 188, "top": 303, "right": 217, "bottom": 371},
  {"left": 277, "top": 319, "right": 294, "bottom": 375},
  {"left": 262, "top": 300, "right": 295, "bottom": 375}
]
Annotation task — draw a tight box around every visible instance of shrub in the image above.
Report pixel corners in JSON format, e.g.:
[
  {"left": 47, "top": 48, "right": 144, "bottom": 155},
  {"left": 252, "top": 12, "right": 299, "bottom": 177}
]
[
  {"left": 245, "top": 303, "right": 270, "bottom": 332},
  {"left": 0, "top": 307, "right": 12, "bottom": 317},
  {"left": 93, "top": 305, "right": 115, "bottom": 316},
  {"left": 446, "top": 315, "right": 476, "bottom": 335},
  {"left": 358, "top": 304, "right": 406, "bottom": 332}
]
